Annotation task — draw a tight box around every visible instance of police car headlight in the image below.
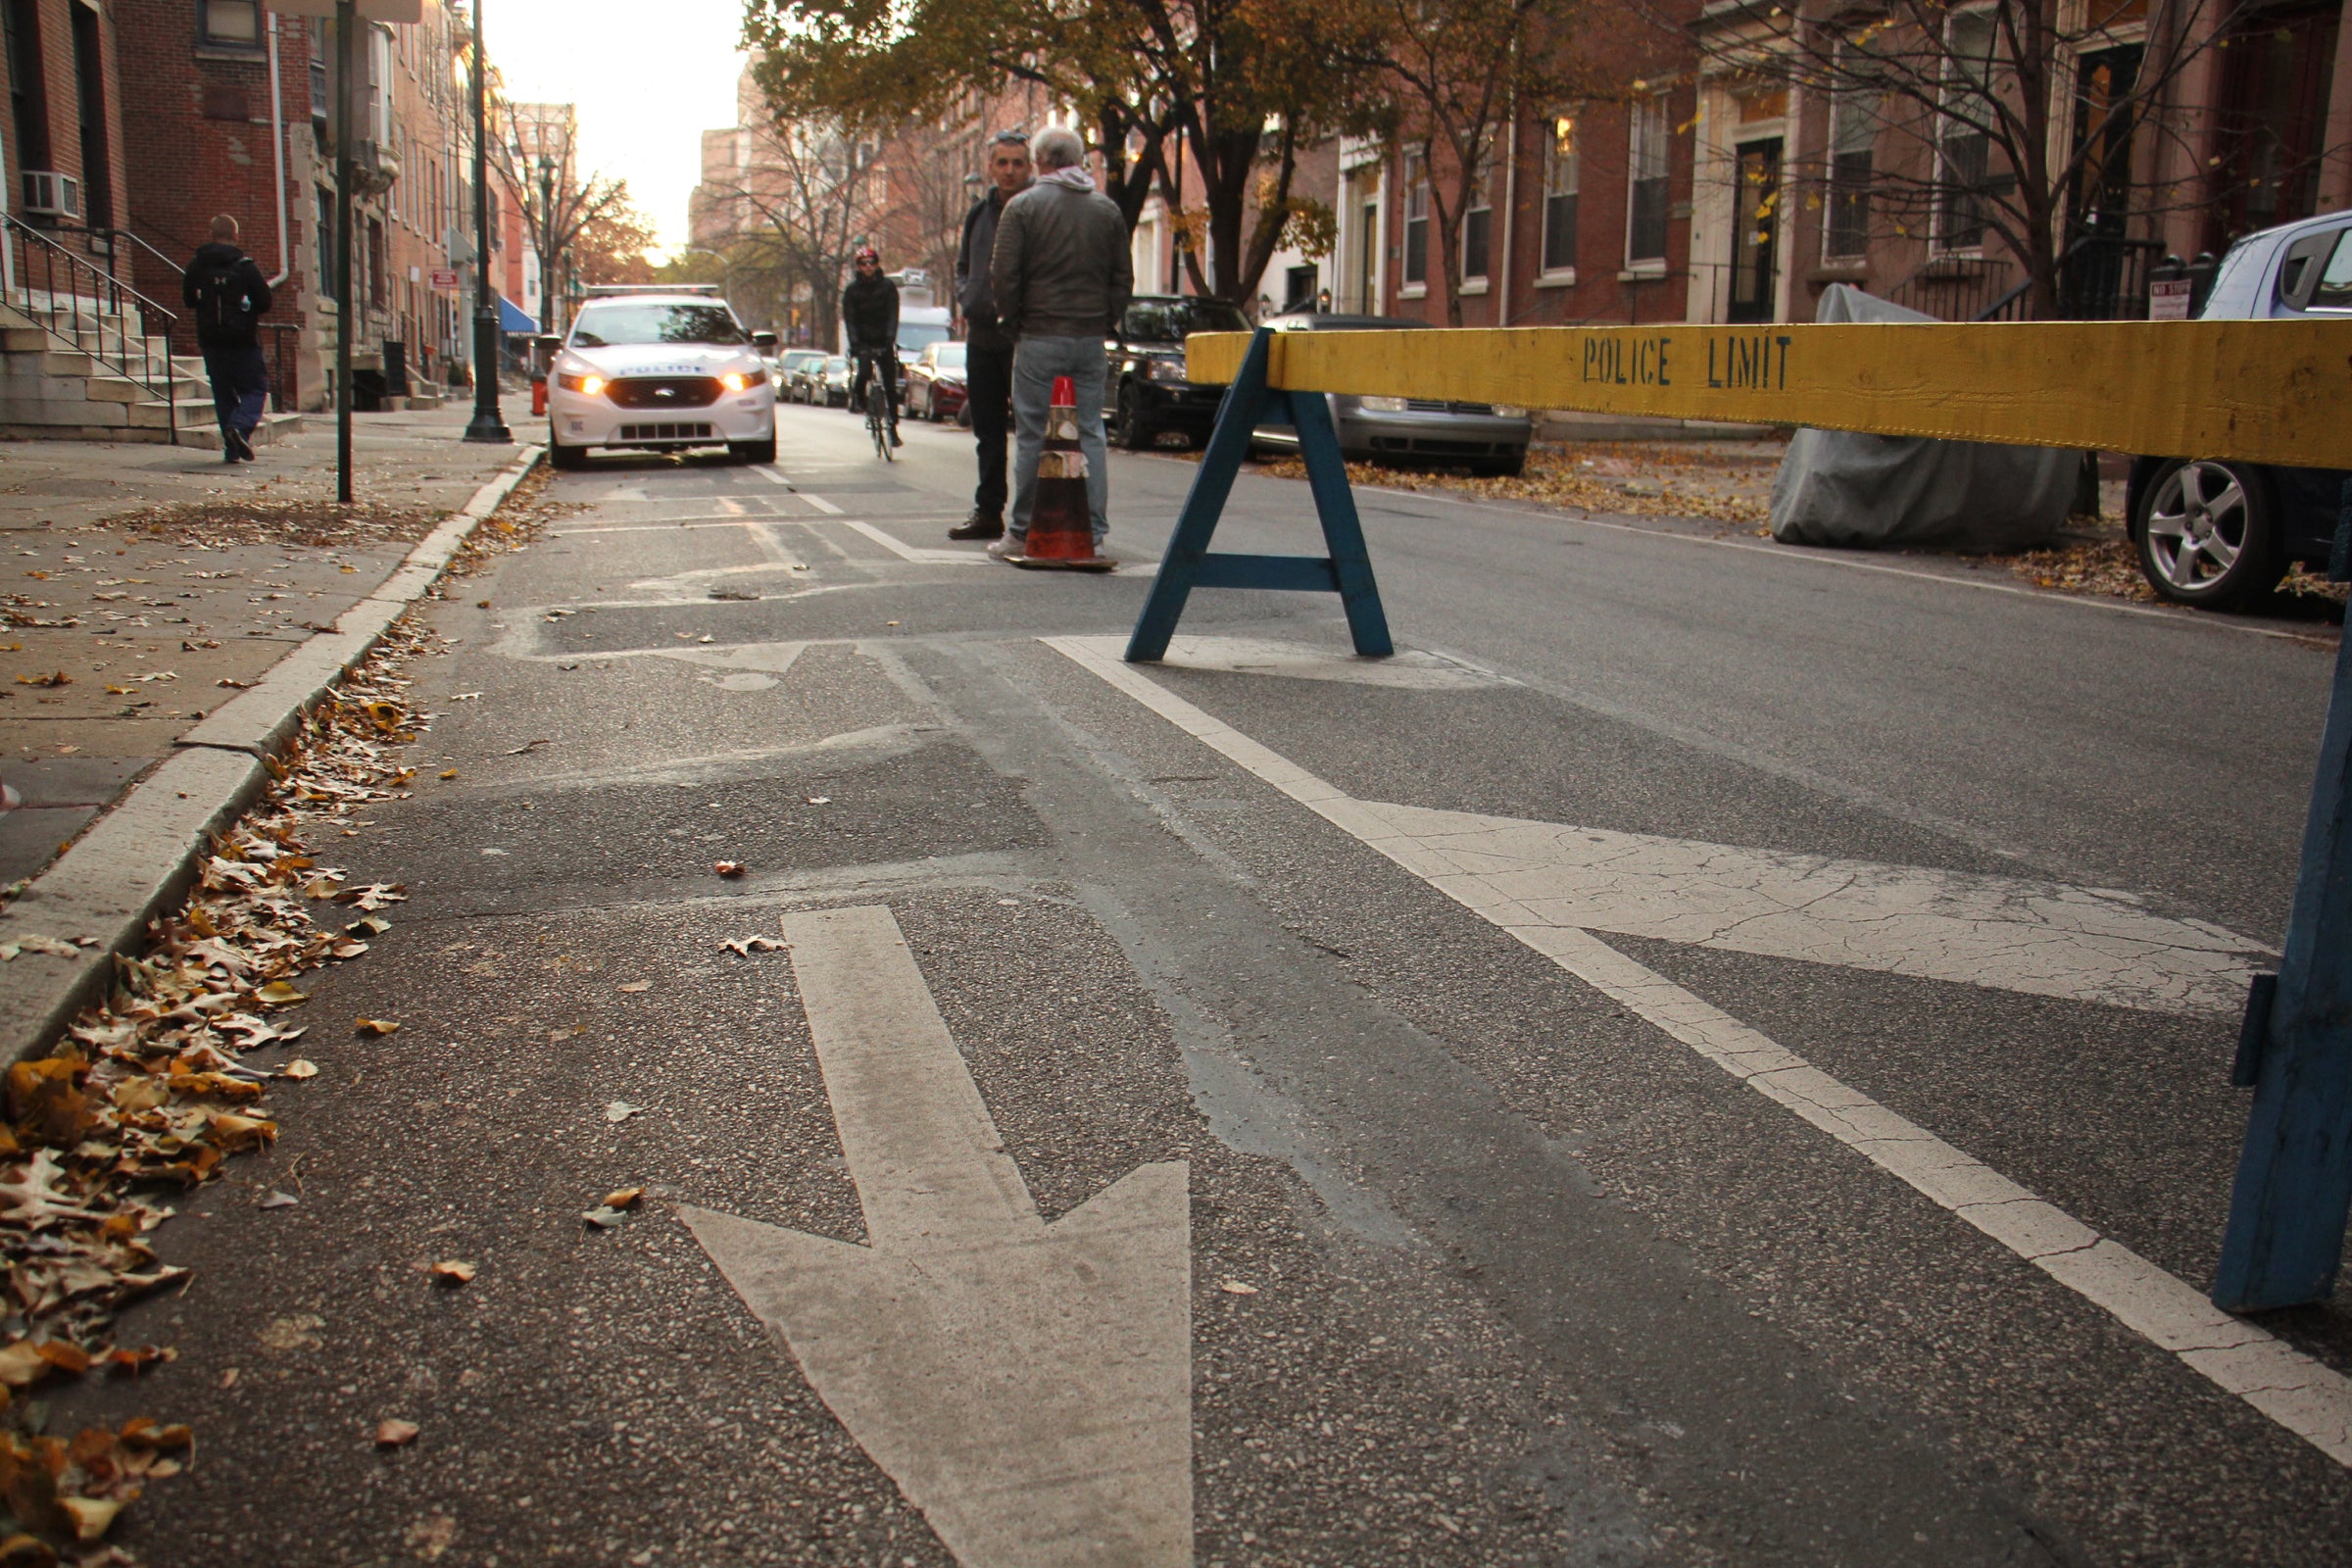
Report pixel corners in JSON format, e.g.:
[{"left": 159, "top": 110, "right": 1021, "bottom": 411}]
[
  {"left": 721, "top": 368, "right": 769, "bottom": 393},
  {"left": 558, "top": 372, "right": 606, "bottom": 397},
  {"left": 1361, "top": 395, "right": 1408, "bottom": 413}
]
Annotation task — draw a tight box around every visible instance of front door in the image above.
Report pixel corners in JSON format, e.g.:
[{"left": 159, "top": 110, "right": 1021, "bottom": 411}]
[{"left": 1729, "top": 138, "right": 1782, "bottom": 323}]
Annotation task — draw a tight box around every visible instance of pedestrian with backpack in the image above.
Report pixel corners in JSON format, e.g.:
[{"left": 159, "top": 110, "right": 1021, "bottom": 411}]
[{"left": 183, "top": 216, "right": 273, "bottom": 464}]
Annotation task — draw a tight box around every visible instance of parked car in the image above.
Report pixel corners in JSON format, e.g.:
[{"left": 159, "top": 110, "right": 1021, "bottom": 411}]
[
  {"left": 776, "top": 349, "right": 829, "bottom": 402},
  {"left": 787, "top": 354, "right": 838, "bottom": 406},
  {"left": 817, "top": 356, "right": 856, "bottom": 409},
  {"left": 1105, "top": 295, "right": 1251, "bottom": 449},
  {"left": 906, "top": 341, "right": 969, "bottom": 422},
  {"left": 1247, "top": 312, "right": 1531, "bottom": 476},
  {"left": 2128, "top": 212, "right": 2352, "bottom": 608}
]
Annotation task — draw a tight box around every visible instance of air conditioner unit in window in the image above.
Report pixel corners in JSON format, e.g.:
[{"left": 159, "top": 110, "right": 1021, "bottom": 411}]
[{"left": 20, "top": 172, "right": 81, "bottom": 220}]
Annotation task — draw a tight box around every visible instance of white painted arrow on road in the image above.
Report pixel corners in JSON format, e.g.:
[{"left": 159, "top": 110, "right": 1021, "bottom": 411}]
[{"left": 681, "top": 905, "right": 1192, "bottom": 1567}]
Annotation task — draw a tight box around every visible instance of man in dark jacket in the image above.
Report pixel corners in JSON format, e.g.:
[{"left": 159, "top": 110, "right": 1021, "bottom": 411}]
[
  {"left": 183, "top": 216, "right": 273, "bottom": 464},
  {"left": 989, "top": 126, "right": 1132, "bottom": 557},
  {"left": 948, "top": 128, "right": 1031, "bottom": 540},
  {"left": 839, "top": 246, "right": 902, "bottom": 445}
]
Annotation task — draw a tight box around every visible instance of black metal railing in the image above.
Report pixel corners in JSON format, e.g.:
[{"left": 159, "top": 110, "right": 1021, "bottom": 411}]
[
  {"left": 1887, "top": 233, "right": 2167, "bottom": 322},
  {"left": 3, "top": 214, "right": 179, "bottom": 442}
]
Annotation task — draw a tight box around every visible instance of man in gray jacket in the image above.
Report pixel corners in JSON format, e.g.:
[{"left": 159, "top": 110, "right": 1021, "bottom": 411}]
[{"left": 988, "top": 125, "right": 1133, "bottom": 556}]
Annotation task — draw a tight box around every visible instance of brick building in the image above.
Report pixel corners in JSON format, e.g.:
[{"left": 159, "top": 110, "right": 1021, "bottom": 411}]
[{"left": 2, "top": 0, "right": 135, "bottom": 292}]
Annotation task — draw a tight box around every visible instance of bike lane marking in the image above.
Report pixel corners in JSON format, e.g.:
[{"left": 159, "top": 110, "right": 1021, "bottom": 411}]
[
  {"left": 1044, "top": 633, "right": 2352, "bottom": 1468},
  {"left": 681, "top": 904, "right": 1193, "bottom": 1567}
]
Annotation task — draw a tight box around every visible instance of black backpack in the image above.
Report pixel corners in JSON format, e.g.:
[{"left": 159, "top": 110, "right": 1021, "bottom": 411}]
[{"left": 193, "top": 260, "right": 259, "bottom": 338}]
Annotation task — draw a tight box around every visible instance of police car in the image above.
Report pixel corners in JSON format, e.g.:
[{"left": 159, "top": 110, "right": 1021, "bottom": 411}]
[{"left": 547, "top": 286, "right": 778, "bottom": 469}]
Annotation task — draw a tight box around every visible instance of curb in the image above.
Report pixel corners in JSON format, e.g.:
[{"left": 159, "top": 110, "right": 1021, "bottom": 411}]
[{"left": 0, "top": 447, "right": 546, "bottom": 1061}]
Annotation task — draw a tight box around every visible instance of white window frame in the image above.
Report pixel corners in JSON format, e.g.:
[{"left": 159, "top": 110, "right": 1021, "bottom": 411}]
[
  {"left": 1539, "top": 109, "right": 1580, "bottom": 282},
  {"left": 1625, "top": 94, "right": 1671, "bottom": 270},
  {"left": 1461, "top": 133, "right": 1496, "bottom": 291},
  {"left": 1933, "top": 8, "right": 1999, "bottom": 255},
  {"left": 1400, "top": 151, "right": 1430, "bottom": 297},
  {"left": 198, "top": 0, "right": 263, "bottom": 51},
  {"left": 1823, "top": 55, "right": 1878, "bottom": 261}
]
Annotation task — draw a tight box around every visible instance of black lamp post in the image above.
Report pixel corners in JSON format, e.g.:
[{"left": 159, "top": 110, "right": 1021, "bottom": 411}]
[
  {"left": 464, "top": 0, "right": 510, "bottom": 444},
  {"left": 333, "top": 0, "right": 356, "bottom": 499},
  {"left": 536, "top": 151, "right": 556, "bottom": 338}
]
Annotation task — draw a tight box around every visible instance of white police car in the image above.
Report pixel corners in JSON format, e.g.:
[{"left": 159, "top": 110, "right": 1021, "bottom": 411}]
[{"left": 547, "top": 287, "right": 777, "bottom": 469}]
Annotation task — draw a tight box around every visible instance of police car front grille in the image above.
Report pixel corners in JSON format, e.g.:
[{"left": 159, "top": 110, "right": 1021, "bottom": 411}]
[
  {"left": 616, "top": 422, "right": 714, "bottom": 442},
  {"left": 1405, "top": 398, "right": 1496, "bottom": 416},
  {"left": 608, "top": 376, "right": 722, "bottom": 409}
]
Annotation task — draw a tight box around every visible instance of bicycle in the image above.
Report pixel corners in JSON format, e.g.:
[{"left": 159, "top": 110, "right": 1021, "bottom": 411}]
[{"left": 854, "top": 350, "right": 898, "bottom": 464}]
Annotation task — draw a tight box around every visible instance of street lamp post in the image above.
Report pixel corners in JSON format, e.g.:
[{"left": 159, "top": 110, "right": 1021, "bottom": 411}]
[
  {"left": 333, "top": 0, "right": 356, "bottom": 501},
  {"left": 464, "top": 0, "right": 510, "bottom": 444}
]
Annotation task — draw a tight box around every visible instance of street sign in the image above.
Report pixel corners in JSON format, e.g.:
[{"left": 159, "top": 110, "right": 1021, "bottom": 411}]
[
  {"left": 429, "top": 269, "right": 460, "bottom": 290},
  {"left": 683, "top": 905, "right": 1192, "bottom": 1566},
  {"left": 2149, "top": 278, "right": 2193, "bottom": 319}
]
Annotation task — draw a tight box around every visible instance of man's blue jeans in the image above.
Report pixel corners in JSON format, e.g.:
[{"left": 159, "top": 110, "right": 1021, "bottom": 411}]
[
  {"left": 202, "top": 339, "right": 269, "bottom": 447},
  {"left": 1010, "top": 334, "right": 1108, "bottom": 543}
]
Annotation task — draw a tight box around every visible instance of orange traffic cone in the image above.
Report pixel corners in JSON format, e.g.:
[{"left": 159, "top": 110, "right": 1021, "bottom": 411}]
[{"left": 1010, "top": 375, "right": 1113, "bottom": 572}]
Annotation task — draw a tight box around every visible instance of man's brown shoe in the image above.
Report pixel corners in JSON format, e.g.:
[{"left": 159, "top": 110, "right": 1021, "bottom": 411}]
[{"left": 948, "top": 513, "right": 1004, "bottom": 541}]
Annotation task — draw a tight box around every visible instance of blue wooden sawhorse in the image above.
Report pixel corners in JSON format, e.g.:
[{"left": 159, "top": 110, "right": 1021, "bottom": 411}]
[{"left": 1125, "top": 328, "right": 1393, "bottom": 662}]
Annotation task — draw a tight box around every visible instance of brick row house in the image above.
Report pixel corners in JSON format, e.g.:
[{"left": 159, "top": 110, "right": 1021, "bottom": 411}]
[
  {"left": 1315, "top": 0, "right": 2352, "bottom": 331},
  {"left": 1102, "top": 0, "right": 2352, "bottom": 332},
  {"left": 2, "top": 0, "right": 541, "bottom": 445}
]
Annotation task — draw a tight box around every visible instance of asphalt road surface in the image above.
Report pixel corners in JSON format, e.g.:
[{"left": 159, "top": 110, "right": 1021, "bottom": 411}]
[{"left": 73, "top": 398, "right": 2352, "bottom": 1565}]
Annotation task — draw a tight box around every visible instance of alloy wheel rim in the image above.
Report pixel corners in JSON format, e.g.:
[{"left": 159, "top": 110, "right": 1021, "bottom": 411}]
[{"left": 2146, "top": 462, "right": 2248, "bottom": 590}]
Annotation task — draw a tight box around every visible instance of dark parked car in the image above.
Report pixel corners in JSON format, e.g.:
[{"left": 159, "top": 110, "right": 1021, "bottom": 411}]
[
  {"left": 906, "top": 341, "right": 969, "bottom": 422},
  {"left": 815, "top": 356, "right": 855, "bottom": 409},
  {"left": 1247, "top": 312, "right": 1532, "bottom": 476},
  {"left": 1104, "top": 296, "right": 1252, "bottom": 449},
  {"left": 776, "top": 349, "right": 828, "bottom": 403},
  {"left": 787, "top": 354, "right": 842, "bottom": 406},
  {"left": 2128, "top": 212, "right": 2352, "bottom": 608}
]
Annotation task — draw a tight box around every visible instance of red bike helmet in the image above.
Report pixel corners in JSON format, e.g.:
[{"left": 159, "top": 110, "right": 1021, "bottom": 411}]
[{"left": 854, "top": 246, "right": 880, "bottom": 265}]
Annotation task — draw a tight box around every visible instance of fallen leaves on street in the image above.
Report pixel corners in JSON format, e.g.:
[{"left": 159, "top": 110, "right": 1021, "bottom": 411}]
[
  {"left": 1254, "top": 439, "right": 1782, "bottom": 524},
  {"left": 0, "top": 623, "right": 439, "bottom": 1555},
  {"left": 99, "top": 499, "right": 450, "bottom": 551}
]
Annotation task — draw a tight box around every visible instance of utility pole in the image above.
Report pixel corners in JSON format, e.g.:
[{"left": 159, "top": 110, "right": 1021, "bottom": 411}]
[
  {"left": 334, "top": 0, "right": 356, "bottom": 502},
  {"left": 464, "top": 0, "right": 510, "bottom": 444}
]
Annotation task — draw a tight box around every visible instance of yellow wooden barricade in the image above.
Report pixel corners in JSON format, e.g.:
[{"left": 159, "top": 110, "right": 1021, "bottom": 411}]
[{"left": 1184, "top": 321, "right": 2352, "bottom": 470}]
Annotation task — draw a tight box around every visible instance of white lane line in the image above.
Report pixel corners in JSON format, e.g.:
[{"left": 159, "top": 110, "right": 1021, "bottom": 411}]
[
  {"left": 1059, "top": 633, "right": 1502, "bottom": 690},
  {"left": 838, "top": 516, "right": 989, "bottom": 565},
  {"left": 551, "top": 520, "right": 770, "bottom": 536},
  {"left": 755, "top": 465, "right": 795, "bottom": 486},
  {"left": 1042, "top": 634, "right": 2352, "bottom": 1469},
  {"left": 801, "top": 493, "right": 845, "bottom": 515},
  {"left": 681, "top": 906, "right": 1192, "bottom": 1566},
  {"left": 1343, "top": 800, "right": 2263, "bottom": 1015}
]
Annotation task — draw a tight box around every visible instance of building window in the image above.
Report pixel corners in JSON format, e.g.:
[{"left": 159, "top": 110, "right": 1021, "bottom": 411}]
[
  {"left": 4, "top": 0, "right": 51, "bottom": 172},
  {"left": 2207, "top": 2, "right": 2341, "bottom": 250},
  {"left": 1627, "top": 95, "right": 1671, "bottom": 265},
  {"left": 1402, "top": 152, "right": 1429, "bottom": 287},
  {"left": 1826, "top": 78, "right": 1877, "bottom": 259},
  {"left": 1542, "top": 113, "right": 1579, "bottom": 273},
  {"left": 317, "top": 186, "right": 335, "bottom": 298},
  {"left": 1935, "top": 10, "right": 2003, "bottom": 251},
  {"left": 200, "top": 1, "right": 262, "bottom": 48},
  {"left": 368, "top": 218, "right": 387, "bottom": 309},
  {"left": 1463, "top": 140, "right": 1495, "bottom": 281}
]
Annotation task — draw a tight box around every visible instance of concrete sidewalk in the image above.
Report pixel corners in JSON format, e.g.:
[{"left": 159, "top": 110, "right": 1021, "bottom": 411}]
[{"left": 0, "top": 407, "right": 526, "bottom": 885}]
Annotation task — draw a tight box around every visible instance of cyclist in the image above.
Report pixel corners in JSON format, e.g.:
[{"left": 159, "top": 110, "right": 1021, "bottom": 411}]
[{"left": 841, "top": 245, "right": 903, "bottom": 448}]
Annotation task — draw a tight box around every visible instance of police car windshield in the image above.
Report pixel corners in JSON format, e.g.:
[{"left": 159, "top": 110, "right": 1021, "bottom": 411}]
[{"left": 569, "top": 304, "right": 748, "bottom": 348}]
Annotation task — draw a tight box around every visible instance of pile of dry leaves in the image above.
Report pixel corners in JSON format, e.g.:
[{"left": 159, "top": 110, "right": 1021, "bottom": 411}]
[
  {"left": 0, "top": 634, "right": 433, "bottom": 1561},
  {"left": 1255, "top": 440, "right": 1782, "bottom": 525},
  {"left": 98, "top": 500, "right": 449, "bottom": 552}
]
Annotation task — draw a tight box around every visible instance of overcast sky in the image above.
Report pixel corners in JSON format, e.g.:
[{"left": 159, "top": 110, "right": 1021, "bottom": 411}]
[{"left": 477, "top": 0, "right": 748, "bottom": 257}]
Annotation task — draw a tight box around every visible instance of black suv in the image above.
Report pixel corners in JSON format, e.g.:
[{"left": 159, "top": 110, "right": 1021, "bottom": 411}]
[{"left": 1105, "top": 296, "right": 1252, "bottom": 449}]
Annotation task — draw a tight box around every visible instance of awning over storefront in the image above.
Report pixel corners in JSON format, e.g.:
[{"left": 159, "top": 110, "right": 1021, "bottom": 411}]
[{"left": 497, "top": 295, "right": 538, "bottom": 334}]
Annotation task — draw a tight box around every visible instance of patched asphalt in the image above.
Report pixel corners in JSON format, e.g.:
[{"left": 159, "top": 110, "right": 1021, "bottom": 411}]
[{"left": 49, "top": 405, "right": 2352, "bottom": 1565}]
